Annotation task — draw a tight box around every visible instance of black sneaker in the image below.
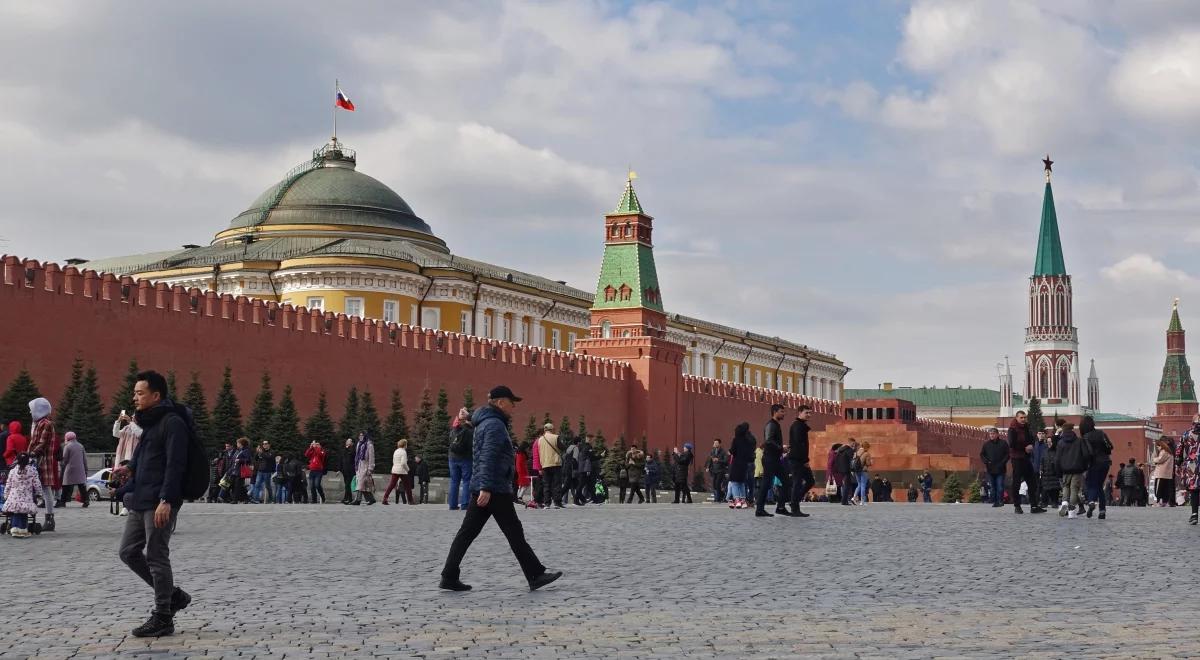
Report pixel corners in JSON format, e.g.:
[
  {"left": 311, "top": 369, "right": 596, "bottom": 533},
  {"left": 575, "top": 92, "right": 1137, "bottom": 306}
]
[
  {"left": 755, "top": 510, "right": 774, "bottom": 517},
  {"left": 1097, "top": 510, "right": 1106, "bottom": 520},
  {"left": 528, "top": 570, "right": 562, "bottom": 592},
  {"left": 1014, "top": 506, "right": 1024, "bottom": 514},
  {"left": 1030, "top": 507, "right": 1047, "bottom": 514},
  {"left": 1086, "top": 503, "right": 1096, "bottom": 518},
  {"left": 438, "top": 579, "right": 472, "bottom": 592},
  {"left": 170, "top": 588, "right": 191, "bottom": 615},
  {"left": 131, "top": 613, "right": 175, "bottom": 638},
  {"left": 791, "top": 509, "right": 811, "bottom": 518},
  {"left": 1190, "top": 513, "right": 1198, "bottom": 526}
]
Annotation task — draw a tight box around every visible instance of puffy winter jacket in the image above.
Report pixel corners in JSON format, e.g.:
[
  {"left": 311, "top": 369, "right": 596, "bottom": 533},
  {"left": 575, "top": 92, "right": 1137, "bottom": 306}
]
[
  {"left": 1056, "top": 431, "right": 1092, "bottom": 475},
  {"left": 468, "top": 405, "right": 514, "bottom": 494}
]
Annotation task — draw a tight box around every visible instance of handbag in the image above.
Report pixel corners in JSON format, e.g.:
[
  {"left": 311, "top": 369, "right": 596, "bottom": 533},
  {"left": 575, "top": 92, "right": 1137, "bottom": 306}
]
[
  {"left": 239, "top": 465, "right": 252, "bottom": 479},
  {"left": 219, "top": 475, "right": 231, "bottom": 490},
  {"left": 825, "top": 480, "right": 838, "bottom": 497}
]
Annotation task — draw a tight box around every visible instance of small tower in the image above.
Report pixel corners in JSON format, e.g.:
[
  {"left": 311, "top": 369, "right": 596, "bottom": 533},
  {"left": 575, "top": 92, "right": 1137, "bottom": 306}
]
[
  {"left": 1087, "top": 359, "right": 1100, "bottom": 411},
  {"left": 1154, "top": 299, "right": 1198, "bottom": 436},
  {"left": 999, "top": 356, "right": 1015, "bottom": 418},
  {"left": 574, "top": 175, "right": 686, "bottom": 449}
]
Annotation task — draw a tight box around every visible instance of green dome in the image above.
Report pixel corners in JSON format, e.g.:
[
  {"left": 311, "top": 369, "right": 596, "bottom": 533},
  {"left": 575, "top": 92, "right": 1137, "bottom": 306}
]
[{"left": 224, "top": 143, "right": 439, "bottom": 245}]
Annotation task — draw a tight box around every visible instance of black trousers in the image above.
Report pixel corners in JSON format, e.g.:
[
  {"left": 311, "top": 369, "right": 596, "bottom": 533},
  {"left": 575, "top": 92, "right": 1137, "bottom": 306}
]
[
  {"left": 441, "top": 492, "right": 546, "bottom": 583},
  {"left": 756, "top": 462, "right": 781, "bottom": 512},
  {"left": 540, "top": 467, "right": 561, "bottom": 507},
  {"left": 790, "top": 463, "right": 814, "bottom": 507},
  {"left": 58, "top": 483, "right": 89, "bottom": 507},
  {"left": 341, "top": 472, "right": 354, "bottom": 502},
  {"left": 674, "top": 479, "right": 692, "bottom": 503},
  {"left": 644, "top": 480, "right": 657, "bottom": 503},
  {"left": 1120, "top": 486, "right": 1135, "bottom": 506},
  {"left": 625, "top": 480, "right": 644, "bottom": 503},
  {"left": 1011, "top": 459, "right": 1039, "bottom": 508},
  {"left": 1156, "top": 478, "right": 1175, "bottom": 505},
  {"left": 419, "top": 482, "right": 429, "bottom": 504}
]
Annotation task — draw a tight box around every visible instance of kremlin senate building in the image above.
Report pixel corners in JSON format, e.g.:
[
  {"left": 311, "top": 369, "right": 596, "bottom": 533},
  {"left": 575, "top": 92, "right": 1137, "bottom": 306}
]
[{"left": 80, "top": 138, "right": 849, "bottom": 402}]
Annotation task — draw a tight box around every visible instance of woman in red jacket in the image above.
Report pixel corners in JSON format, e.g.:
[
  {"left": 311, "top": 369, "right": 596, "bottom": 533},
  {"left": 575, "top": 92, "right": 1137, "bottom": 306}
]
[
  {"left": 304, "top": 441, "right": 327, "bottom": 504},
  {"left": 3, "top": 421, "right": 27, "bottom": 466},
  {"left": 515, "top": 441, "right": 531, "bottom": 505}
]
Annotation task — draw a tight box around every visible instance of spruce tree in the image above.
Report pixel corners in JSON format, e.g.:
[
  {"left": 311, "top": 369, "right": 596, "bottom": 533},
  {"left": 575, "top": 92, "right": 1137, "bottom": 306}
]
[
  {"left": 246, "top": 371, "right": 275, "bottom": 444},
  {"left": 941, "top": 473, "right": 963, "bottom": 503},
  {"left": 0, "top": 369, "right": 42, "bottom": 429},
  {"left": 210, "top": 366, "right": 244, "bottom": 442},
  {"left": 166, "top": 371, "right": 178, "bottom": 400},
  {"left": 603, "top": 434, "right": 626, "bottom": 484},
  {"left": 967, "top": 477, "right": 983, "bottom": 504},
  {"left": 337, "top": 387, "right": 360, "bottom": 441},
  {"left": 1026, "top": 397, "right": 1046, "bottom": 436},
  {"left": 108, "top": 359, "right": 139, "bottom": 424},
  {"left": 71, "top": 366, "right": 108, "bottom": 451},
  {"left": 271, "top": 385, "right": 303, "bottom": 455},
  {"left": 543, "top": 412, "right": 553, "bottom": 429},
  {"left": 523, "top": 415, "right": 540, "bottom": 444},
  {"left": 383, "top": 389, "right": 410, "bottom": 446},
  {"left": 57, "top": 357, "right": 84, "bottom": 429},
  {"left": 303, "top": 390, "right": 336, "bottom": 449},
  {"left": 577, "top": 415, "right": 587, "bottom": 440},
  {"left": 425, "top": 388, "right": 452, "bottom": 475},
  {"left": 182, "top": 372, "right": 214, "bottom": 453},
  {"left": 358, "top": 390, "right": 384, "bottom": 473},
  {"left": 559, "top": 416, "right": 573, "bottom": 442},
  {"left": 462, "top": 387, "right": 475, "bottom": 414}
]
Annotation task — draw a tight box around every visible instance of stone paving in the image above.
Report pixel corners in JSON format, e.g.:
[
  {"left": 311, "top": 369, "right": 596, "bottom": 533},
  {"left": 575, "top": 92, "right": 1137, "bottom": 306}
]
[{"left": 1, "top": 499, "right": 1196, "bottom": 659}]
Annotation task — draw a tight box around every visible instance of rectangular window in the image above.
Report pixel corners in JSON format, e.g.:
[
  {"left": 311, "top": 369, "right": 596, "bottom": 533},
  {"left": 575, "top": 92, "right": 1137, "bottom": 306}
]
[
  {"left": 344, "top": 297, "right": 364, "bottom": 319},
  {"left": 521, "top": 319, "right": 530, "bottom": 345},
  {"left": 552, "top": 328, "right": 561, "bottom": 350},
  {"left": 460, "top": 311, "right": 470, "bottom": 334},
  {"left": 536, "top": 324, "right": 545, "bottom": 347},
  {"left": 382, "top": 300, "right": 399, "bottom": 324},
  {"left": 306, "top": 297, "right": 324, "bottom": 311},
  {"left": 720, "top": 363, "right": 729, "bottom": 380},
  {"left": 568, "top": 332, "right": 576, "bottom": 350},
  {"left": 502, "top": 316, "right": 512, "bottom": 341},
  {"left": 410, "top": 304, "right": 418, "bottom": 326},
  {"left": 786, "top": 376, "right": 793, "bottom": 392},
  {"left": 755, "top": 370, "right": 762, "bottom": 388},
  {"left": 482, "top": 312, "right": 492, "bottom": 338},
  {"left": 421, "top": 307, "right": 440, "bottom": 330}
]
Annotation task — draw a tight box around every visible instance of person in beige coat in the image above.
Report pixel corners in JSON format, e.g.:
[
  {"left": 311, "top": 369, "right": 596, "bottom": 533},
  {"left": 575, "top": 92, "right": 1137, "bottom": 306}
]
[
  {"left": 1153, "top": 438, "right": 1176, "bottom": 507},
  {"left": 536, "top": 424, "right": 563, "bottom": 508}
]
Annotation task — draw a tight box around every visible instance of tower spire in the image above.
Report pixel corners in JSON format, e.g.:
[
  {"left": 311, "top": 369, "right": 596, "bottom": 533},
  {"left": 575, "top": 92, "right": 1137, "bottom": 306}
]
[
  {"left": 1033, "top": 155, "right": 1066, "bottom": 276},
  {"left": 1156, "top": 298, "right": 1198, "bottom": 434}
]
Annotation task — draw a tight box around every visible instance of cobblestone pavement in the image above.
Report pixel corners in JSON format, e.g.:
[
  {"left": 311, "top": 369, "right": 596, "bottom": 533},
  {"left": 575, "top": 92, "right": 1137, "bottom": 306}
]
[{"left": 1, "top": 500, "right": 1196, "bottom": 659}]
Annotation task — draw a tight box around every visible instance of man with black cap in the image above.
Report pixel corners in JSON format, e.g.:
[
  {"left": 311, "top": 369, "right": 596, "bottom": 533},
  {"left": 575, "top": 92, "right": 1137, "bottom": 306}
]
[{"left": 439, "top": 385, "right": 562, "bottom": 592}]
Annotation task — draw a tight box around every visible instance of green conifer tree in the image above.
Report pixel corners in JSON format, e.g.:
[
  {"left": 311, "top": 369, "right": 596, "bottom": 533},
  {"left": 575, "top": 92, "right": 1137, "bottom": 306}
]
[
  {"left": 559, "top": 416, "right": 572, "bottom": 442},
  {"left": 71, "top": 365, "right": 108, "bottom": 451},
  {"left": 303, "top": 390, "right": 336, "bottom": 449},
  {"left": 0, "top": 369, "right": 42, "bottom": 429},
  {"left": 543, "top": 412, "right": 553, "bottom": 429},
  {"left": 57, "top": 357, "right": 84, "bottom": 429},
  {"left": 577, "top": 415, "right": 587, "bottom": 440},
  {"left": 245, "top": 371, "right": 275, "bottom": 444},
  {"left": 966, "top": 477, "right": 983, "bottom": 504},
  {"left": 182, "top": 372, "right": 214, "bottom": 454},
  {"left": 358, "top": 390, "right": 382, "bottom": 440},
  {"left": 1026, "top": 397, "right": 1046, "bottom": 436},
  {"left": 941, "top": 473, "right": 963, "bottom": 503},
  {"left": 108, "top": 359, "right": 139, "bottom": 425},
  {"left": 337, "top": 387, "right": 360, "bottom": 441},
  {"left": 425, "top": 388, "right": 452, "bottom": 475},
  {"left": 603, "top": 433, "right": 625, "bottom": 484},
  {"left": 461, "top": 387, "right": 475, "bottom": 414},
  {"left": 270, "top": 385, "right": 303, "bottom": 455},
  {"left": 382, "top": 389, "right": 410, "bottom": 446},
  {"left": 166, "top": 371, "right": 178, "bottom": 401},
  {"left": 523, "top": 415, "right": 540, "bottom": 444},
  {"left": 209, "top": 366, "right": 244, "bottom": 442}
]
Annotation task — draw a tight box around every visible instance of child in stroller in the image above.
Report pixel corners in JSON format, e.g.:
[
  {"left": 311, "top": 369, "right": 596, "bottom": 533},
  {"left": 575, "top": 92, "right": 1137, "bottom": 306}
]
[{"left": 1, "top": 453, "right": 44, "bottom": 537}]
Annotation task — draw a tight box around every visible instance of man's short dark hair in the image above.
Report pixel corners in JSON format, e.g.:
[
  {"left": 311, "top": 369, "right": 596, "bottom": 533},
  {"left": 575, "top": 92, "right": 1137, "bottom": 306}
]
[
  {"left": 136, "top": 370, "right": 169, "bottom": 400},
  {"left": 770, "top": 404, "right": 785, "bottom": 415},
  {"left": 798, "top": 404, "right": 812, "bottom": 413}
]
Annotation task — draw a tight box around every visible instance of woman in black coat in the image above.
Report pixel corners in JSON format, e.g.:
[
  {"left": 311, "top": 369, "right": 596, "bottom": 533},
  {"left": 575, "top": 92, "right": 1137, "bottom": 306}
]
[{"left": 727, "top": 422, "right": 756, "bottom": 509}]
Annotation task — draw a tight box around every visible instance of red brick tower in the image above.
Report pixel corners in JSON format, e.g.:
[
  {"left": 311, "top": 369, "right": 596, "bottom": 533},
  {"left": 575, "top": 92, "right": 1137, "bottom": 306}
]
[
  {"left": 574, "top": 176, "right": 685, "bottom": 447},
  {"left": 1154, "top": 299, "right": 1198, "bottom": 437}
]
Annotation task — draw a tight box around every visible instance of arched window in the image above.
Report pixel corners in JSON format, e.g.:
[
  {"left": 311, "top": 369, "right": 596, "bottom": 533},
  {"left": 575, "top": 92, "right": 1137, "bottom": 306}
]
[
  {"left": 601, "top": 320, "right": 612, "bottom": 339},
  {"left": 1059, "top": 365, "right": 1069, "bottom": 400},
  {"left": 1040, "top": 286, "right": 1049, "bottom": 327}
]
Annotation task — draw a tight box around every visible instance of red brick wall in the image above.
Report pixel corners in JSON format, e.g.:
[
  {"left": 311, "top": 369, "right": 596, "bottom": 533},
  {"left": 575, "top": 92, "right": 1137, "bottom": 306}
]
[{"left": 0, "top": 257, "right": 629, "bottom": 443}]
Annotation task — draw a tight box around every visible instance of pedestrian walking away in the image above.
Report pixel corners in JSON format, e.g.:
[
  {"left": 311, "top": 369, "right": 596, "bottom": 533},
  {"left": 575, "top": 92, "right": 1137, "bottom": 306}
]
[
  {"left": 787, "top": 406, "right": 814, "bottom": 516},
  {"left": 383, "top": 438, "right": 415, "bottom": 505},
  {"left": 980, "top": 427, "right": 1008, "bottom": 508},
  {"left": 57, "top": 431, "right": 89, "bottom": 508},
  {"left": 1082, "top": 415, "right": 1113, "bottom": 519},
  {"left": 1056, "top": 421, "right": 1092, "bottom": 519},
  {"left": 439, "top": 385, "right": 561, "bottom": 592},
  {"left": 115, "top": 370, "right": 194, "bottom": 638},
  {"left": 727, "top": 422, "right": 755, "bottom": 510},
  {"left": 535, "top": 423, "right": 563, "bottom": 509}
]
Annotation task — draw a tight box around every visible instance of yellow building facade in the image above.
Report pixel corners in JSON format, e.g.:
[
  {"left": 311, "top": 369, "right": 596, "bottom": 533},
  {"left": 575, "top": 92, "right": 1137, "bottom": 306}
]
[{"left": 84, "top": 139, "right": 846, "bottom": 399}]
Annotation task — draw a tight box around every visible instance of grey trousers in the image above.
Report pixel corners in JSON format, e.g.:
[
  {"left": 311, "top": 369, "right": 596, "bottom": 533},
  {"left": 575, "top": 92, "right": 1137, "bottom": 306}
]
[
  {"left": 1062, "top": 473, "right": 1085, "bottom": 509},
  {"left": 119, "top": 507, "right": 178, "bottom": 615}
]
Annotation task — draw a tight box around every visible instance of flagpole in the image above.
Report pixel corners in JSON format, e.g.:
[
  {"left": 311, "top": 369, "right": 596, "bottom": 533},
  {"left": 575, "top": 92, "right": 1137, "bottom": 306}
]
[{"left": 333, "top": 78, "right": 338, "bottom": 143}]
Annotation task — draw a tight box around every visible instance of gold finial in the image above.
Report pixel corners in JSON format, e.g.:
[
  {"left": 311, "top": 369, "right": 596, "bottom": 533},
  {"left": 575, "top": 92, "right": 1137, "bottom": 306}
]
[
  {"left": 1175, "top": 297, "right": 1180, "bottom": 310},
  {"left": 627, "top": 165, "right": 637, "bottom": 182}
]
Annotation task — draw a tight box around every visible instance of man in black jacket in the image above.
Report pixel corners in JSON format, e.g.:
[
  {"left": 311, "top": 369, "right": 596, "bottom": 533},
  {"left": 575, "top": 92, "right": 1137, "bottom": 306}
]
[
  {"left": 787, "top": 405, "right": 814, "bottom": 517},
  {"left": 116, "top": 370, "right": 192, "bottom": 638},
  {"left": 1008, "top": 411, "right": 1045, "bottom": 514},
  {"left": 980, "top": 427, "right": 1009, "bottom": 508},
  {"left": 756, "top": 404, "right": 787, "bottom": 517}
]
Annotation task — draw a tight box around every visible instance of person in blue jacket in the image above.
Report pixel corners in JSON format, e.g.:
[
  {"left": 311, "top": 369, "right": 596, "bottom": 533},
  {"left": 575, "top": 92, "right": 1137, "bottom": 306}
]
[{"left": 439, "top": 385, "right": 562, "bottom": 592}]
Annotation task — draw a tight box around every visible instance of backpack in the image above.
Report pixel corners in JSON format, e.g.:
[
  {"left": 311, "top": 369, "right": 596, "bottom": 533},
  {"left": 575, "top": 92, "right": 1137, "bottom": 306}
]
[
  {"left": 850, "top": 455, "right": 864, "bottom": 472},
  {"left": 1101, "top": 432, "right": 1113, "bottom": 454},
  {"left": 169, "top": 408, "right": 210, "bottom": 501}
]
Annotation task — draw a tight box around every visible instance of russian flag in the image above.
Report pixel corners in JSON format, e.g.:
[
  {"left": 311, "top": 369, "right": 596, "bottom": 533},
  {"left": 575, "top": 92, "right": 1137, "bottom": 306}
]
[{"left": 335, "top": 88, "right": 355, "bottom": 111}]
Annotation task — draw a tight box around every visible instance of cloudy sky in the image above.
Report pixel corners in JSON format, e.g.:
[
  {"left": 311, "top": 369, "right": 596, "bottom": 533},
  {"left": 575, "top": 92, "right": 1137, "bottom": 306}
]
[{"left": 2, "top": 1, "right": 1198, "bottom": 415}]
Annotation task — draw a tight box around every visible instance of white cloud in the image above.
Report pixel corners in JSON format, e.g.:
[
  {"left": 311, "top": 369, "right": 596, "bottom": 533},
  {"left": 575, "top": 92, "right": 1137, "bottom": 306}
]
[
  {"left": 1101, "top": 254, "right": 1195, "bottom": 285},
  {"left": 1111, "top": 31, "right": 1200, "bottom": 123}
]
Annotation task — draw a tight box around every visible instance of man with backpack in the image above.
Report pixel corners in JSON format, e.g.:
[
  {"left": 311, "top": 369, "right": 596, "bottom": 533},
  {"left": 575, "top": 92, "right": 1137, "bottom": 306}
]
[{"left": 117, "top": 370, "right": 202, "bottom": 638}]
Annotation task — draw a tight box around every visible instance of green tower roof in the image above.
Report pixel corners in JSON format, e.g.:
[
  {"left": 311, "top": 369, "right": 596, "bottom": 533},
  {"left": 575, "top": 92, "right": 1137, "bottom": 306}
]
[
  {"left": 1159, "top": 301, "right": 1197, "bottom": 403},
  {"left": 1170, "top": 300, "right": 1183, "bottom": 332},
  {"left": 613, "top": 179, "right": 643, "bottom": 215},
  {"left": 1033, "top": 181, "right": 1067, "bottom": 276}
]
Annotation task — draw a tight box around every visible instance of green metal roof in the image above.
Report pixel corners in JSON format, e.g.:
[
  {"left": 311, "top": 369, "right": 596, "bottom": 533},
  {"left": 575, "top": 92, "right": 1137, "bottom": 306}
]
[
  {"left": 612, "top": 180, "right": 643, "bottom": 215},
  {"left": 1033, "top": 182, "right": 1067, "bottom": 276},
  {"left": 1157, "top": 354, "right": 1197, "bottom": 404},
  {"left": 1091, "top": 412, "right": 1148, "bottom": 423},
  {"left": 844, "top": 387, "right": 1023, "bottom": 408},
  {"left": 1169, "top": 302, "right": 1184, "bottom": 332},
  {"left": 591, "top": 243, "right": 663, "bottom": 311}
]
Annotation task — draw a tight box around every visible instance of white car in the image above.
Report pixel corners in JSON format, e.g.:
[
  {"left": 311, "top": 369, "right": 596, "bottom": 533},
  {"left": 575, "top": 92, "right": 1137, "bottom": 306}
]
[{"left": 85, "top": 468, "right": 115, "bottom": 502}]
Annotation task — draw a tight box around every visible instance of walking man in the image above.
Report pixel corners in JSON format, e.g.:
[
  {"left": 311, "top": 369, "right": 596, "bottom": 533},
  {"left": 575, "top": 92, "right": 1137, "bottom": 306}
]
[
  {"left": 756, "top": 404, "right": 787, "bottom": 517},
  {"left": 1008, "top": 410, "right": 1045, "bottom": 514},
  {"left": 439, "top": 386, "right": 562, "bottom": 592},
  {"left": 705, "top": 439, "right": 728, "bottom": 503},
  {"left": 116, "top": 370, "right": 192, "bottom": 637},
  {"left": 536, "top": 423, "right": 563, "bottom": 509},
  {"left": 787, "top": 405, "right": 814, "bottom": 517}
]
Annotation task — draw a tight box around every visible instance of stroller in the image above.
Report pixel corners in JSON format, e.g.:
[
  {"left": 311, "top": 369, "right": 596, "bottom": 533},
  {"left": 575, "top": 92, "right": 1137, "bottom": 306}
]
[{"left": 0, "top": 464, "right": 44, "bottom": 536}]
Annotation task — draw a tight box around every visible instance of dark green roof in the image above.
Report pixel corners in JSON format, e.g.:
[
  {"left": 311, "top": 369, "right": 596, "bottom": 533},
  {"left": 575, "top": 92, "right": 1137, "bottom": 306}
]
[
  {"left": 1033, "top": 182, "right": 1067, "bottom": 276},
  {"left": 591, "top": 243, "right": 663, "bottom": 311},
  {"left": 613, "top": 180, "right": 643, "bottom": 215},
  {"left": 844, "top": 387, "right": 1023, "bottom": 408},
  {"left": 1170, "top": 302, "right": 1183, "bottom": 332},
  {"left": 1157, "top": 354, "right": 1197, "bottom": 404},
  {"left": 1091, "top": 412, "right": 1148, "bottom": 423}
]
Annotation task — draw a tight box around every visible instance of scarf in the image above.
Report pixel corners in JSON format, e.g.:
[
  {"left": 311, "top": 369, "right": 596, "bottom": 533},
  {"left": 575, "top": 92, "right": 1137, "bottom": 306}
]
[{"left": 355, "top": 436, "right": 371, "bottom": 463}]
